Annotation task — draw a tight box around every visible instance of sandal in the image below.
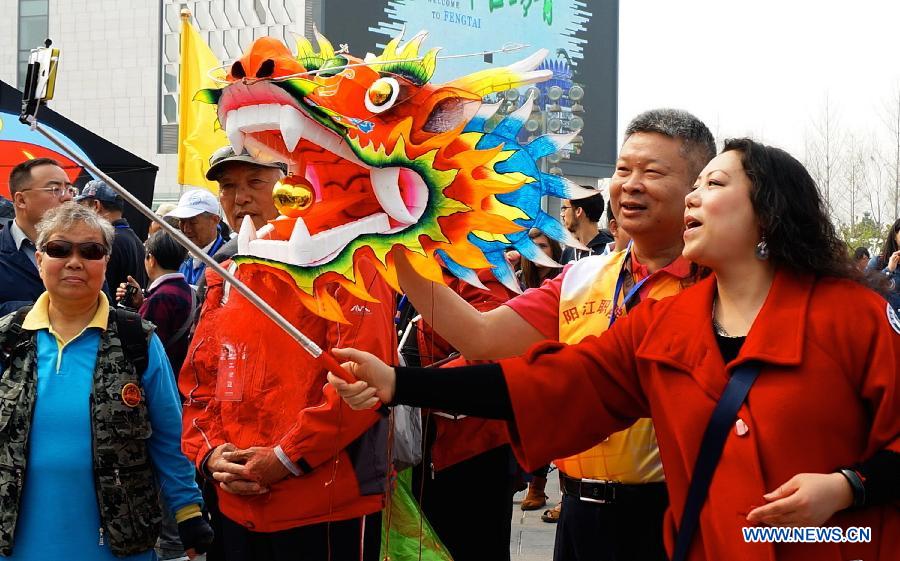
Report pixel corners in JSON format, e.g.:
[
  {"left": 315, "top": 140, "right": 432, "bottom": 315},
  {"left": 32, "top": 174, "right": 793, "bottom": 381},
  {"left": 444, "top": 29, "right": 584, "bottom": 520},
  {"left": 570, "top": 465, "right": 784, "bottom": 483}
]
[{"left": 541, "top": 504, "right": 561, "bottom": 523}]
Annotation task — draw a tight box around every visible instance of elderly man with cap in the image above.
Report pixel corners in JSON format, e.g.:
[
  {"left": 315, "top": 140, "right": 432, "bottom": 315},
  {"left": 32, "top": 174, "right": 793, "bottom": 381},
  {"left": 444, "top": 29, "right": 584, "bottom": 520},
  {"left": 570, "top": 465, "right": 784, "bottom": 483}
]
[
  {"left": 75, "top": 179, "right": 149, "bottom": 292},
  {"left": 204, "top": 145, "right": 286, "bottom": 263},
  {"left": 166, "top": 189, "right": 226, "bottom": 287}
]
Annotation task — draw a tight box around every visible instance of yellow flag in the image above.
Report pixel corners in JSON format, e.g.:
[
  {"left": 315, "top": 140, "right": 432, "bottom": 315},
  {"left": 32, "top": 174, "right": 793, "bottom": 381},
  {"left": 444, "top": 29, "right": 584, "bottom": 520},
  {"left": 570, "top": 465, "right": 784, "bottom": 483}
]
[{"left": 177, "top": 11, "right": 227, "bottom": 192}]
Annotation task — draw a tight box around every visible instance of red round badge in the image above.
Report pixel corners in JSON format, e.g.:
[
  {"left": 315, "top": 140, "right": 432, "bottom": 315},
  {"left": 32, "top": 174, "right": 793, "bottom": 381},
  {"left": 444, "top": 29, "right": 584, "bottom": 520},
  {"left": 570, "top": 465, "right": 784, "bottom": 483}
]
[{"left": 121, "top": 383, "right": 142, "bottom": 407}]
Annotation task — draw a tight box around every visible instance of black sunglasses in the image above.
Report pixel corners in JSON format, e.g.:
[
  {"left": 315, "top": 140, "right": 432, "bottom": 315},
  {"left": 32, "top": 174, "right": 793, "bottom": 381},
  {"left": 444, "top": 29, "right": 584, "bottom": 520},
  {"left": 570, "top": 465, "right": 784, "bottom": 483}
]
[{"left": 41, "top": 240, "right": 109, "bottom": 260}]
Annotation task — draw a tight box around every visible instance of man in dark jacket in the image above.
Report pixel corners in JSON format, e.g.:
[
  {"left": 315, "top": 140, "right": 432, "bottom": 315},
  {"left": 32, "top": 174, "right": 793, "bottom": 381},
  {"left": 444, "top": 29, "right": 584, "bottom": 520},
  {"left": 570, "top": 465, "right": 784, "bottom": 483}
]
[
  {"left": 559, "top": 186, "right": 614, "bottom": 263},
  {"left": 0, "top": 196, "right": 13, "bottom": 220},
  {"left": 0, "top": 158, "right": 76, "bottom": 316},
  {"left": 75, "top": 179, "right": 149, "bottom": 291}
]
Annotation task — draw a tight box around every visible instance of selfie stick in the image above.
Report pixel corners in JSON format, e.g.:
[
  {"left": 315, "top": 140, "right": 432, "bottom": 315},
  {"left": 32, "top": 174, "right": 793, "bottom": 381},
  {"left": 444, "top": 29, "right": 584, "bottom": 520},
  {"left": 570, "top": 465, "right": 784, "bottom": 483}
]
[{"left": 18, "top": 42, "right": 359, "bottom": 386}]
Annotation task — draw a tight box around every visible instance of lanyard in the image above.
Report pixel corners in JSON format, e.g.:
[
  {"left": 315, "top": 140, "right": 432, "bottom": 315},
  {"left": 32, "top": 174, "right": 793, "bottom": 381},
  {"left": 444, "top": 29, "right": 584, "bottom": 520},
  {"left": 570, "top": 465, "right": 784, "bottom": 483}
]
[{"left": 608, "top": 245, "right": 655, "bottom": 328}]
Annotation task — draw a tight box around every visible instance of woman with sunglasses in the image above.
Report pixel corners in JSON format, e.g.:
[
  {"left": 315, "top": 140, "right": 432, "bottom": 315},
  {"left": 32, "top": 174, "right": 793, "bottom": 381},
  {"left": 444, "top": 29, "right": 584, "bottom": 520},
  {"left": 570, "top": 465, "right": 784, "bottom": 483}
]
[
  {"left": 330, "top": 139, "right": 899, "bottom": 561},
  {"left": 0, "top": 202, "right": 212, "bottom": 560}
]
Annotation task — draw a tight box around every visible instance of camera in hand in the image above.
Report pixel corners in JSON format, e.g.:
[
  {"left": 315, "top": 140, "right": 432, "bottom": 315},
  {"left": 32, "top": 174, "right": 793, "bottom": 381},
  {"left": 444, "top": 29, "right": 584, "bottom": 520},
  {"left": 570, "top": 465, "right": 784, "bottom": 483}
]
[{"left": 118, "top": 284, "right": 139, "bottom": 310}]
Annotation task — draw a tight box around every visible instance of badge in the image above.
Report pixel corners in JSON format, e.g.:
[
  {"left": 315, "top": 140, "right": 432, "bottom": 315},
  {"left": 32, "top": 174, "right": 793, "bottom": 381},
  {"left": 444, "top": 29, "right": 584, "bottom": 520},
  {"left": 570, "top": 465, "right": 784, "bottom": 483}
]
[
  {"left": 735, "top": 418, "right": 749, "bottom": 437},
  {"left": 888, "top": 304, "right": 900, "bottom": 335},
  {"left": 121, "top": 383, "right": 142, "bottom": 407}
]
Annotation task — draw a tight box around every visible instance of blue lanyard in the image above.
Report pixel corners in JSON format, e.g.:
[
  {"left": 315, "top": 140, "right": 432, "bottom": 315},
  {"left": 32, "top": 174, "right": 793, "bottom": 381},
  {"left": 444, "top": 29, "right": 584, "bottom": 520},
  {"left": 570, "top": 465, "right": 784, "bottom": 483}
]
[{"left": 608, "top": 246, "right": 655, "bottom": 328}]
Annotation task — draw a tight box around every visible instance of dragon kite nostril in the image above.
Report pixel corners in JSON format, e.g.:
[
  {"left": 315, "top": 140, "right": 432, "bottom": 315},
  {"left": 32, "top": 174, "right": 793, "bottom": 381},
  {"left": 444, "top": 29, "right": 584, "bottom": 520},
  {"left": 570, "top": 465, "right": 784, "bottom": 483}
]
[
  {"left": 256, "top": 59, "right": 275, "bottom": 78},
  {"left": 231, "top": 60, "right": 246, "bottom": 79}
]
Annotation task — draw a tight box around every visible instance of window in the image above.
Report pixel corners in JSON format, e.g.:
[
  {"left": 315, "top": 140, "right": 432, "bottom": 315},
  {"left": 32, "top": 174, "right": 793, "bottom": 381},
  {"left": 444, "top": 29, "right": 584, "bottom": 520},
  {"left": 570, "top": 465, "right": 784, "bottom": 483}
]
[{"left": 17, "top": 0, "right": 49, "bottom": 89}]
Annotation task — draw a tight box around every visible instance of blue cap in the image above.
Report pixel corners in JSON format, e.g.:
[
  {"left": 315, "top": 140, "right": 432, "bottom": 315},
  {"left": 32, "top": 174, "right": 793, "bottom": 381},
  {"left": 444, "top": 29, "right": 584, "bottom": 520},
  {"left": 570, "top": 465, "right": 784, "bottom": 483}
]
[{"left": 74, "top": 180, "right": 122, "bottom": 205}]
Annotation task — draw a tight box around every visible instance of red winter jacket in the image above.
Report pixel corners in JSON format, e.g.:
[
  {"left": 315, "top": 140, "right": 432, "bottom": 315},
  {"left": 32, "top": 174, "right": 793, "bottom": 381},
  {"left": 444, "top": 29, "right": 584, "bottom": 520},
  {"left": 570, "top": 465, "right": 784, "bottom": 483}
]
[
  {"left": 502, "top": 270, "right": 900, "bottom": 561},
  {"left": 180, "top": 261, "right": 397, "bottom": 532}
]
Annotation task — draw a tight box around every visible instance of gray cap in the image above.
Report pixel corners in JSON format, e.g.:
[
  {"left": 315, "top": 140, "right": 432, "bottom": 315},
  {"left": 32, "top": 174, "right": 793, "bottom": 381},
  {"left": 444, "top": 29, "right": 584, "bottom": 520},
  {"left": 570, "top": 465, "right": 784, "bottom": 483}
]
[{"left": 205, "top": 146, "right": 288, "bottom": 181}]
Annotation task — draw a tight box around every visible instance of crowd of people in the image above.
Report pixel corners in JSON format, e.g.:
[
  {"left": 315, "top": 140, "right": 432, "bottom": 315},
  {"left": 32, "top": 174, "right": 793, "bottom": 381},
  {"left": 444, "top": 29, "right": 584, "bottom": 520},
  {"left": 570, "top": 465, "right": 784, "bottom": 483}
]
[{"left": 0, "top": 107, "right": 897, "bottom": 561}]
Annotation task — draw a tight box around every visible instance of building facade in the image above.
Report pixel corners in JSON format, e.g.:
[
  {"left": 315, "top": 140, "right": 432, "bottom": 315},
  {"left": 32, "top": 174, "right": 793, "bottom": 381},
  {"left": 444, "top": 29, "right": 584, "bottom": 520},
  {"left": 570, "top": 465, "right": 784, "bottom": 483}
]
[{"left": 1, "top": 0, "right": 313, "bottom": 204}]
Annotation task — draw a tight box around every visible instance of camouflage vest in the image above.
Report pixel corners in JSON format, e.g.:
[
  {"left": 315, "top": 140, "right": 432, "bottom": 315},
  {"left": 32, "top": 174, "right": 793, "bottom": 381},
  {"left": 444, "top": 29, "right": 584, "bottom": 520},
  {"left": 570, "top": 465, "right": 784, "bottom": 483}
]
[{"left": 0, "top": 307, "right": 162, "bottom": 557}]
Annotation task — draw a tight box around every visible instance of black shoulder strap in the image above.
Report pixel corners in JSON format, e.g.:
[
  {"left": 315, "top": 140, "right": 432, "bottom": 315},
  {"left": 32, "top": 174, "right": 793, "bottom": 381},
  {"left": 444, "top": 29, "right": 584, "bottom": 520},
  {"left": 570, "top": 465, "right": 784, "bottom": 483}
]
[
  {"left": 113, "top": 307, "right": 149, "bottom": 378},
  {"left": 672, "top": 362, "right": 762, "bottom": 561},
  {"left": 0, "top": 306, "right": 34, "bottom": 364}
]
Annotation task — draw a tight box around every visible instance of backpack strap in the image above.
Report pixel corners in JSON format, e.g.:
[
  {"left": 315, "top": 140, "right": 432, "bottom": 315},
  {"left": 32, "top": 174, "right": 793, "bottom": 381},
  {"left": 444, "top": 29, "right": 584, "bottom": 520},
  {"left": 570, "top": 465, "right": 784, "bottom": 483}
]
[
  {"left": 0, "top": 306, "right": 34, "bottom": 366},
  {"left": 671, "top": 362, "right": 762, "bottom": 561},
  {"left": 113, "top": 307, "right": 150, "bottom": 378}
]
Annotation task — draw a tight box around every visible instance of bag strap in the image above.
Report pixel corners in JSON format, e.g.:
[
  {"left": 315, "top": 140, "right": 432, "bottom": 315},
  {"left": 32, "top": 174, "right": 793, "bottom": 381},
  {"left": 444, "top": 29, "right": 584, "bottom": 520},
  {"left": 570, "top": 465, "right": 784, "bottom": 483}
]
[
  {"left": 113, "top": 307, "right": 149, "bottom": 378},
  {"left": 0, "top": 306, "right": 34, "bottom": 365},
  {"left": 672, "top": 362, "right": 762, "bottom": 561}
]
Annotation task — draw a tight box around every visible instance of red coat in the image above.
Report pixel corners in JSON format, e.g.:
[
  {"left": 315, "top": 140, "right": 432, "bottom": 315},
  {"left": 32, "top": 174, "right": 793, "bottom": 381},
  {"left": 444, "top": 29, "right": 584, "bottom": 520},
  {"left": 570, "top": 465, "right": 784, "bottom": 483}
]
[
  {"left": 180, "top": 261, "right": 397, "bottom": 532},
  {"left": 502, "top": 270, "right": 900, "bottom": 561},
  {"left": 416, "top": 270, "right": 516, "bottom": 471}
]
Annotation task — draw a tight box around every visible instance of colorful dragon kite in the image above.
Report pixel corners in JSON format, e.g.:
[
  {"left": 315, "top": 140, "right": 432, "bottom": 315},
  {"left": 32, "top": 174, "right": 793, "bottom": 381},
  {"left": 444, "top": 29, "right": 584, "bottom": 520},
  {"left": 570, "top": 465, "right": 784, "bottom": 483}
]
[{"left": 197, "top": 28, "right": 591, "bottom": 322}]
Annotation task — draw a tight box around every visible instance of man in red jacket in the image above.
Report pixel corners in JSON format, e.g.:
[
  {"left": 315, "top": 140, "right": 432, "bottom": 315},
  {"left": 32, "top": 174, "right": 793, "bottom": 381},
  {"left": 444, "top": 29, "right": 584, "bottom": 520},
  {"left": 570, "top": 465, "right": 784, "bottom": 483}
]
[{"left": 180, "top": 250, "right": 396, "bottom": 559}]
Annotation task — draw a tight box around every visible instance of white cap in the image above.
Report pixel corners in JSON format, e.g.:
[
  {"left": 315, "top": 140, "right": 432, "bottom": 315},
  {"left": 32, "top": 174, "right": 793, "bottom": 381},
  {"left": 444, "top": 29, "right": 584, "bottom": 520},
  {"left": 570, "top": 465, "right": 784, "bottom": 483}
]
[{"left": 166, "top": 189, "right": 221, "bottom": 219}]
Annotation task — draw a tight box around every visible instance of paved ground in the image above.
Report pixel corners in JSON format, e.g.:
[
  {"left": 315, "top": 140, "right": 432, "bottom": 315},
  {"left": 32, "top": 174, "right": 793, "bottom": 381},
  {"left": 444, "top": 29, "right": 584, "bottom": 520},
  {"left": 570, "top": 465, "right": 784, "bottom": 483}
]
[{"left": 510, "top": 473, "right": 561, "bottom": 560}]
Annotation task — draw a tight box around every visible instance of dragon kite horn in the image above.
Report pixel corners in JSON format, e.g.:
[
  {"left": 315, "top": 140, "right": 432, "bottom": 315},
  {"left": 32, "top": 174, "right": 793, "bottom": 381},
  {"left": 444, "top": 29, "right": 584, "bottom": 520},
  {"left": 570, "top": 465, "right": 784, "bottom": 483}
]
[{"left": 443, "top": 48, "right": 552, "bottom": 97}]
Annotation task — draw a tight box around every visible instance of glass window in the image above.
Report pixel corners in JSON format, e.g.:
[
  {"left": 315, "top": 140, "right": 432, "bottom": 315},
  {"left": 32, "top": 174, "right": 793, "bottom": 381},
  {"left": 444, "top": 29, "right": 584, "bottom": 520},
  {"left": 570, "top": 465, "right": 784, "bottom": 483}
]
[
  {"left": 254, "top": 0, "right": 267, "bottom": 24},
  {"left": 17, "top": 0, "right": 49, "bottom": 89},
  {"left": 163, "top": 94, "right": 177, "bottom": 123},
  {"left": 163, "top": 2, "right": 180, "bottom": 33},
  {"left": 163, "top": 65, "right": 177, "bottom": 93},
  {"left": 19, "top": 0, "right": 47, "bottom": 17},
  {"left": 195, "top": 2, "right": 213, "bottom": 30}
]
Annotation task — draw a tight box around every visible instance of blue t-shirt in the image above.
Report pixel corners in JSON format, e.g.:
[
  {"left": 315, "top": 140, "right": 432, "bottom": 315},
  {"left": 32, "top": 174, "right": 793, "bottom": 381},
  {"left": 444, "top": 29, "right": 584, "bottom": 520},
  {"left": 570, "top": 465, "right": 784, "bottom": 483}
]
[{"left": 9, "top": 329, "right": 201, "bottom": 560}]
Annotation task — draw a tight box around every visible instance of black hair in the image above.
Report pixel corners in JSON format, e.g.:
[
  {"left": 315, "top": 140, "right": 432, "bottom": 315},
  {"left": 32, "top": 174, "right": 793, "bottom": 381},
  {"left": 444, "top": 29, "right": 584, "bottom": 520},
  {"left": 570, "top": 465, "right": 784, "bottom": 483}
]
[
  {"left": 625, "top": 109, "right": 716, "bottom": 178},
  {"left": 97, "top": 198, "right": 124, "bottom": 213},
  {"left": 570, "top": 189, "right": 605, "bottom": 222},
  {"left": 853, "top": 246, "right": 870, "bottom": 261},
  {"left": 9, "top": 158, "right": 62, "bottom": 194},
  {"left": 145, "top": 230, "right": 188, "bottom": 271},
  {"left": 877, "top": 218, "right": 900, "bottom": 265},
  {"left": 605, "top": 199, "right": 616, "bottom": 222},
  {"left": 723, "top": 138, "right": 857, "bottom": 280}
]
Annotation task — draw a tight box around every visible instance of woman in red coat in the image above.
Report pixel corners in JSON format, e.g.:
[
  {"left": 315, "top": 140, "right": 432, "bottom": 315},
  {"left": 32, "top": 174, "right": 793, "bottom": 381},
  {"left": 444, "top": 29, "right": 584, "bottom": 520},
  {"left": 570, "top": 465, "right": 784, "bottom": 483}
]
[{"left": 329, "top": 138, "right": 900, "bottom": 561}]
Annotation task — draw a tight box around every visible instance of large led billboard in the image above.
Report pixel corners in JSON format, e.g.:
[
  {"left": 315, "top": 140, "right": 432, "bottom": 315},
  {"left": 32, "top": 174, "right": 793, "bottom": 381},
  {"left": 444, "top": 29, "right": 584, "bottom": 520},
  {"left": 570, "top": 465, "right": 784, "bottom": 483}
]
[{"left": 319, "top": 0, "right": 618, "bottom": 178}]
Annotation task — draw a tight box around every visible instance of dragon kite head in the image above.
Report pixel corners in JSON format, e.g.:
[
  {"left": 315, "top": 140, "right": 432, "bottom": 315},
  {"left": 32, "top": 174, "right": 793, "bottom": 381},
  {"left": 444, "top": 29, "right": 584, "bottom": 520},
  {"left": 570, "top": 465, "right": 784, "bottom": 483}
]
[{"left": 197, "top": 28, "right": 594, "bottom": 322}]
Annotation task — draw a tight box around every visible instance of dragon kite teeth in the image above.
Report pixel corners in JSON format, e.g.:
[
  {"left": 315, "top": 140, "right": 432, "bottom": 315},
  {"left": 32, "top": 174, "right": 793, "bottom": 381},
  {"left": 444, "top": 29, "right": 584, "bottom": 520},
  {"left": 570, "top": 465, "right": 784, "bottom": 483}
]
[{"left": 195, "top": 28, "right": 589, "bottom": 323}]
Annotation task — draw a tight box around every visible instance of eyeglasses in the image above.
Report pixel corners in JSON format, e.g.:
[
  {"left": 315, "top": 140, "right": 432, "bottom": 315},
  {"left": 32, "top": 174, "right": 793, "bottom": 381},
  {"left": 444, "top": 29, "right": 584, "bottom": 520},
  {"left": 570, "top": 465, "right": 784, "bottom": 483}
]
[
  {"left": 21, "top": 185, "right": 79, "bottom": 199},
  {"left": 560, "top": 205, "right": 572, "bottom": 213},
  {"left": 41, "top": 240, "right": 109, "bottom": 260}
]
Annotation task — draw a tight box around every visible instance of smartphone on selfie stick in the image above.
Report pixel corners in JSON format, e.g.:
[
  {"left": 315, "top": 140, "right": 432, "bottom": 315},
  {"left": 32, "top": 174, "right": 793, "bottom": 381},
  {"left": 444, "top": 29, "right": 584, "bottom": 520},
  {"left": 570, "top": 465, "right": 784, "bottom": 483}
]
[{"left": 20, "top": 39, "right": 60, "bottom": 123}]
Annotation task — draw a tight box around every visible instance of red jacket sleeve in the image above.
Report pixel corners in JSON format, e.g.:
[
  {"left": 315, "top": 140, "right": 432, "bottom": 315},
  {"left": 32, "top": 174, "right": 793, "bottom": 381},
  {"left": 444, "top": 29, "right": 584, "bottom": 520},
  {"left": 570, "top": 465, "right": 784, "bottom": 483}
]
[
  {"left": 179, "top": 270, "right": 229, "bottom": 469},
  {"left": 278, "top": 261, "right": 398, "bottom": 469},
  {"left": 845, "top": 293, "right": 900, "bottom": 457},
  {"left": 499, "top": 298, "right": 655, "bottom": 471},
  {"left": 503, "top": 264, "right": 571, "bottom": 340}
]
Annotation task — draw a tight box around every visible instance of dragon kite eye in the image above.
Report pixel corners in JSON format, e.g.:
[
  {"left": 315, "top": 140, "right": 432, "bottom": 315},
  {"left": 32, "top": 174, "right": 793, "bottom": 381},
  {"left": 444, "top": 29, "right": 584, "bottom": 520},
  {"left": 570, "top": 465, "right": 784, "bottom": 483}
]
[{"left": 364, "top": 77, "right": 400, "bottom": 114}]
